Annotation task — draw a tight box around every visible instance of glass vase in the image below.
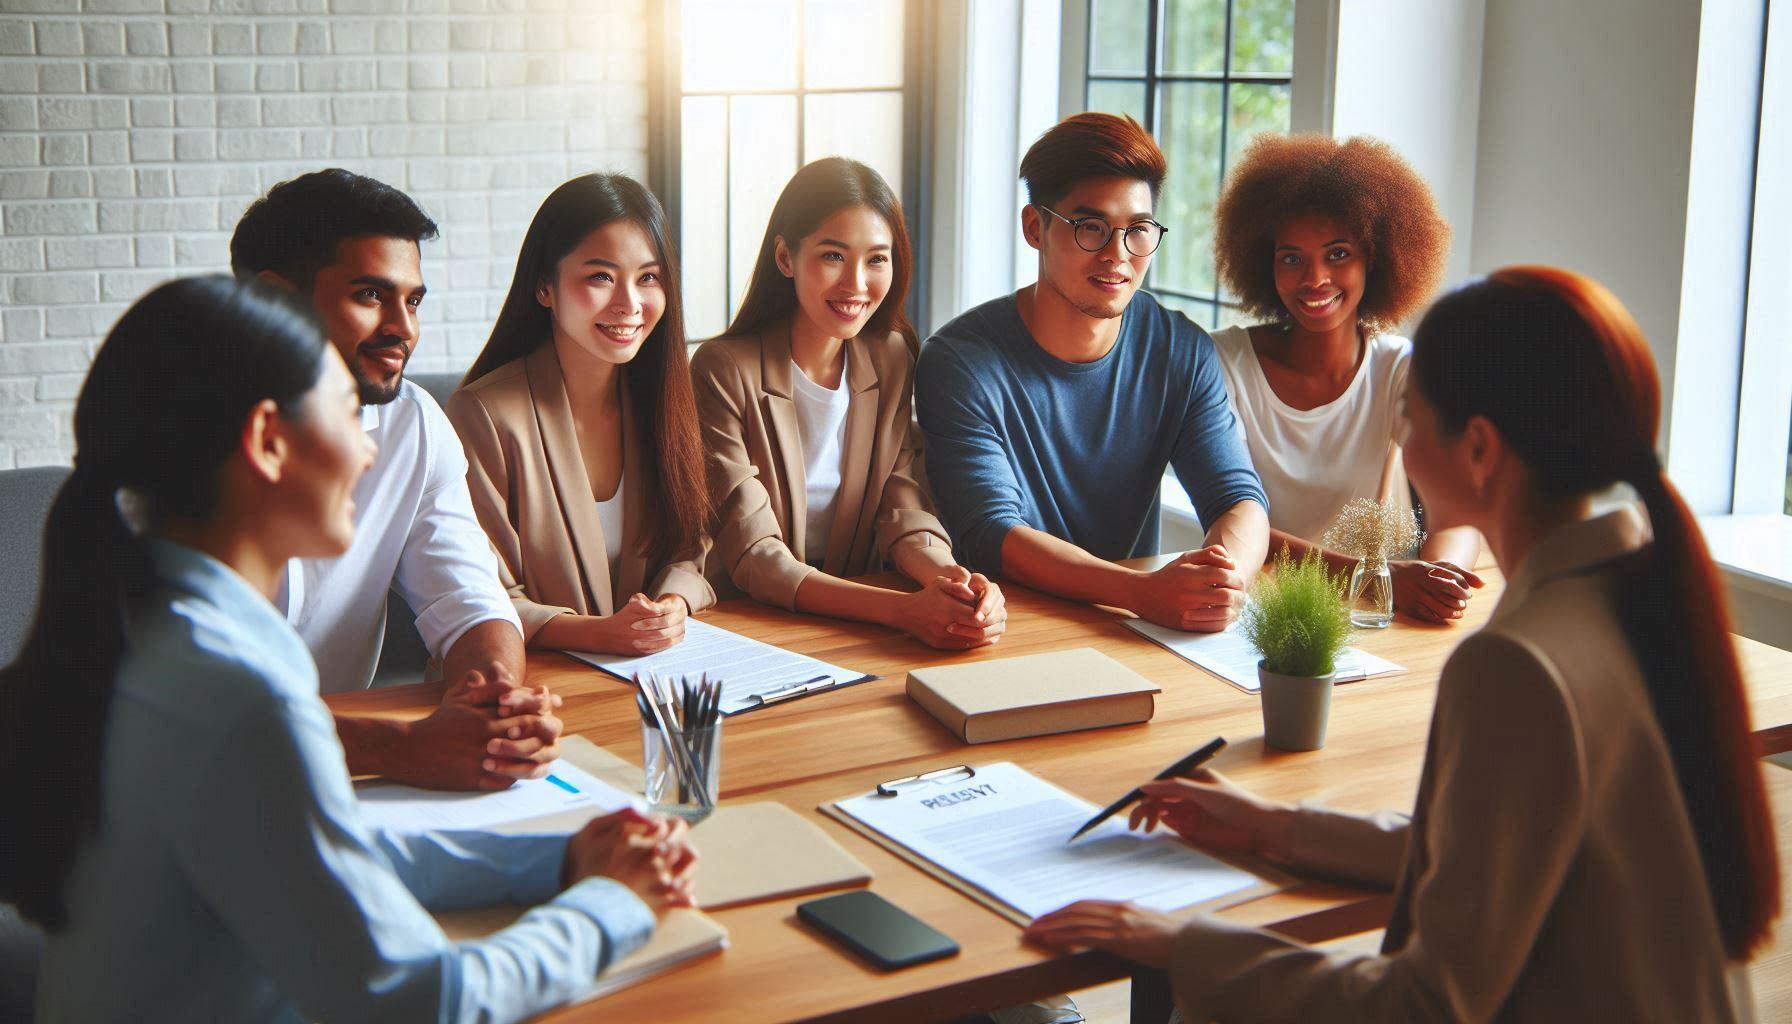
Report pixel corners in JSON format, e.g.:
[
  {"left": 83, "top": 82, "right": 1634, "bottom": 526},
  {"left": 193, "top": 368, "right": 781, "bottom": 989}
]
[{"left": 1348, "top": 555, "right": 1394, "bottom": 629}]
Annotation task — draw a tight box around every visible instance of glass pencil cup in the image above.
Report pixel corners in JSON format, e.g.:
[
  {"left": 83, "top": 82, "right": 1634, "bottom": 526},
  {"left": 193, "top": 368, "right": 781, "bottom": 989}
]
[{"left": 641, "top": 717, "right": 722, "bottom": 824}]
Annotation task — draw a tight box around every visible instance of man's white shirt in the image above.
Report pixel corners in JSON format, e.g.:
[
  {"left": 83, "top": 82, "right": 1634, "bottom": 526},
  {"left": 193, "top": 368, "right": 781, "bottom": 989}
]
[{"left": 278, "top": 378, "right": 521, "bottom": 693}]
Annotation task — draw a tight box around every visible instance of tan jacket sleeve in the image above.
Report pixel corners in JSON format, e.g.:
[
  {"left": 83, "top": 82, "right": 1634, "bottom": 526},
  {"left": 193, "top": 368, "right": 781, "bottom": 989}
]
[
  {"left": 1275, "top": 805, "right": 1409, "bottom": 890},
  {"left": 1168, "top": 630, "right": 1588, "bottom": 1022},
  {"left": 691, "top": 343, "right": 816, "bottom": 611},
  {"left": 874, "top": 411, "right": 954, "bottom": 565},
  {"left": 443, "top": 388, "right": 576, "bottom": 643},
  {"left": 650, "top": 548, "right": 715, "bottom": 614}
]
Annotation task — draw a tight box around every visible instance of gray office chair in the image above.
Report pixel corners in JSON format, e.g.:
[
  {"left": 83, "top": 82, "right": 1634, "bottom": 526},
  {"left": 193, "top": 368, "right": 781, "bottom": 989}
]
[
  {"left": 0, "top": 466, "right": 69, "bottom": 668},
  {"left": 407, "top": 371, "right": 461, "bottom": 410},
  {"left": 0, "top": 466, "right": 61, "bottom": 1022}
]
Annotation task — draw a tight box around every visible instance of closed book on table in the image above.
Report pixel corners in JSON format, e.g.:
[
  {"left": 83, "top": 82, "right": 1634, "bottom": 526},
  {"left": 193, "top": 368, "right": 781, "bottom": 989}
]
[{"left": 906, "top": 648, "right": 1160, "bottom": 744}]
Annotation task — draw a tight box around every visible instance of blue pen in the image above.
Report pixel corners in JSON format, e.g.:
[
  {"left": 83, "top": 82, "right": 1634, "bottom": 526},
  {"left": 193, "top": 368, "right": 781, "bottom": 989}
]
[{"left": 545, "top": 774, "right": 580, "bottom": 794}]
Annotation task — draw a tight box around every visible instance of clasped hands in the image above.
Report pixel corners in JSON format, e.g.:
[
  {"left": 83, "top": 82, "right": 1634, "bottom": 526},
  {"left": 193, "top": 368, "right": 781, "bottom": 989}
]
[
  {"left": 562, "top": 807, "right": 699, "bottom": 916},
  {"left": 393, "top": 665, "right": 565, "bottom": 792},
  {"left": 1131, "top": 544, "right": 1248, "bottom": 632},
  {"left": 893, "top": 564, "right": 1007, "bottom": 650}
]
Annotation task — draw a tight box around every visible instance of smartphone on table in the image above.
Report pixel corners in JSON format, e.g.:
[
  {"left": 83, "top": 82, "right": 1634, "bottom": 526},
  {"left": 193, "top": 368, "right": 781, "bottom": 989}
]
[{"left": 796, "top": 890, "right": 960, "bottom": 971}]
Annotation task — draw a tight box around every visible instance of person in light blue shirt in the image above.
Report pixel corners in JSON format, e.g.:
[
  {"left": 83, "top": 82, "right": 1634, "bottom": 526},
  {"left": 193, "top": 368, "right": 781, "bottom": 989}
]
[{"left": 0, "top": 276, "right": 696, "bottom": 1023}]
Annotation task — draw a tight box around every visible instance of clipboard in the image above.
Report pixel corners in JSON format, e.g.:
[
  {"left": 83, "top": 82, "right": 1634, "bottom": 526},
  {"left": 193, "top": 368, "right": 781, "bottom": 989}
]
[{"left": 819, "top": 764, "right": 1289, "bottom": 927}]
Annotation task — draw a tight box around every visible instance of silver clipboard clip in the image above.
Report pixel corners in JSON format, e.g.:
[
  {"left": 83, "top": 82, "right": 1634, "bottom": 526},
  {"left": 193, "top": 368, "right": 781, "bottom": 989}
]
[{"left": 874, "top": 764, "right": 976, "bottom": 797}]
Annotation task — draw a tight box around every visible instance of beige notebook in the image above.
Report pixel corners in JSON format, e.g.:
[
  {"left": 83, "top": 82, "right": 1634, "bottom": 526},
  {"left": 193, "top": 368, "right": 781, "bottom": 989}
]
[
  {"left": 688, "top": 802, "right": 871, "bottom": 909},
  {"left": 907, "top": 647, "right": 1160, "bottom": 743},
  {"left": 437, "top": 905, "right": 727, "bottom": 1003}
]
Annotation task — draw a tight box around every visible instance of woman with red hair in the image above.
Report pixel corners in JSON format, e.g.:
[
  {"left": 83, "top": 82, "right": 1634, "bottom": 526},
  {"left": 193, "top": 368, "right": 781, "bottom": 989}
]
[
  {"left": 1026, "top": 267, "right": 1778, "bottom": 1020},
  {"left": 1210, "top": 133, "right": 1483, "bottom": 623}
]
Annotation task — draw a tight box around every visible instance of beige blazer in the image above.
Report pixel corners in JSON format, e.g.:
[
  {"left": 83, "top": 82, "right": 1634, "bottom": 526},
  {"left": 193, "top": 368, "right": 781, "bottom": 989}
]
[
  {"left": 1169, "top": 506, "right": 1752, "bottom": 1022},
  {"left": 690, "top": 325, "right": 949, "bottom": 610},
  {"left": 444, "top": 345, "right": 714, "bottom": 643}
]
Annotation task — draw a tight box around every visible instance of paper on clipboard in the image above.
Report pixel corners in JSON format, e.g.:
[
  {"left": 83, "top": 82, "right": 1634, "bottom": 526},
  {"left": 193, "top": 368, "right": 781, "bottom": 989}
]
[
  {"left": 1122, "top": 617, "right": 1404, "bottom": 693},
  {"left": 566, "top": 618, "right": 873, "bottom": 715},
  {"left": 821, "top": 762, "right": 1273, "bottom": 924}
]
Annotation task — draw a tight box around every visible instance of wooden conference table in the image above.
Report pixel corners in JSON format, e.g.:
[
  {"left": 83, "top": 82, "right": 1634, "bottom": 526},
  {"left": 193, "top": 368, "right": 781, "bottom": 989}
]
[{"left": 327, "top": 566, "right": 1792, "bottom": 1023}]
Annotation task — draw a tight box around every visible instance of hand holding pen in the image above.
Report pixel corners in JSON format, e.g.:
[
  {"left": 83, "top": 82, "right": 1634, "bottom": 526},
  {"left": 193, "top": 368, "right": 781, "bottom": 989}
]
[
  {"left": 1069, "top": 737, "right": 1227, "bottom": 843},
  {"left": 1127, "top": 763, "right": 1298, "bottom": 864}
]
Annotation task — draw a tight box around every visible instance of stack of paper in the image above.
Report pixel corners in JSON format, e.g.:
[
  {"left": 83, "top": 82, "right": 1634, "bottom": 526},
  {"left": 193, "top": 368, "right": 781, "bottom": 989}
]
[
  {"left": 568, "top": 618, "right": 870, "bottom": 715},
  {"left": 826, "top": 761, "right": 1267, "bottom": 924},
  {"left": 1122, "top": 618, "right": 1404, "bottom": 693},
  {"left": 355, "top": 759, "right": 640, "bottom": 833}
]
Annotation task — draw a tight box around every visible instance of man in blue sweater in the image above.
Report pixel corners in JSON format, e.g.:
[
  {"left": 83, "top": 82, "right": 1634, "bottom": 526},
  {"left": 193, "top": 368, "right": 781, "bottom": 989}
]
[{"left": 916, "top": 113, "right": 1269, "bottom": 632}]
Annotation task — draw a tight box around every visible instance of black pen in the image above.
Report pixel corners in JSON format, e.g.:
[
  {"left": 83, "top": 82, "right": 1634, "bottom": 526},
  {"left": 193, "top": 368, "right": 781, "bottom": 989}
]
[{"left": 1067, "top": 736, "right": 1227, "bottom": 843}]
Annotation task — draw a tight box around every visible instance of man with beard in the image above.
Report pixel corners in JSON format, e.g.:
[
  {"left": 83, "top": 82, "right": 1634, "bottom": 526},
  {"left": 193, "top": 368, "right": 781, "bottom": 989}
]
[
  {"left": 916, "top": 113, "right": 1269, "bottom": 634},
  {"left": 230, "top": 169, "right": 561, "bottom": 791}
]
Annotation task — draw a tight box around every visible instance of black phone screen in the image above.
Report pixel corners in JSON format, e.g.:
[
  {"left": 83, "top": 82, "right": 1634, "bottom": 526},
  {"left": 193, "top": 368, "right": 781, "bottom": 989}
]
[{"left": 796, "top": 890, "right": 960, "bottom": 970}]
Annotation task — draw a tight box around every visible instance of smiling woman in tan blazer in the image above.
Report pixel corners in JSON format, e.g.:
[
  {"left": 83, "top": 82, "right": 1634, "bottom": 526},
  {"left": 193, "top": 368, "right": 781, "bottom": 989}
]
[
  {"left": 448, "top": 174, "right": 712, "bottom": 657},
  {"left": 693, "top": 159, "right": 1004, "bottom": 650},
  {"left": 1025, "top": 268, "right": 1779, "bottom": 1021}
]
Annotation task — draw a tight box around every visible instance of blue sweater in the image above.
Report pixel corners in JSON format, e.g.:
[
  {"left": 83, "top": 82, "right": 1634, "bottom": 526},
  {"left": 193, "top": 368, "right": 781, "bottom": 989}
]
[{"left": 915, "top": 291, "right": 1266, "bottom": 575}]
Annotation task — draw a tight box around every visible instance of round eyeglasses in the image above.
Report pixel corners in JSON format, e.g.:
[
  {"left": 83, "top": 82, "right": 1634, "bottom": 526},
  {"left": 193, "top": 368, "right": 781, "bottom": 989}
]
[{"left": 1035, "top": 204, "right": 1168, "bottom": 257}]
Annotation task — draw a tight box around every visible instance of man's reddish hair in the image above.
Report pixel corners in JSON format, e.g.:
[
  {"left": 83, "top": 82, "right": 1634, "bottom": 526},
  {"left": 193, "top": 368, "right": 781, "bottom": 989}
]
[{"left": 1019, "top": 113, "right": 1167, "bottom": 209}]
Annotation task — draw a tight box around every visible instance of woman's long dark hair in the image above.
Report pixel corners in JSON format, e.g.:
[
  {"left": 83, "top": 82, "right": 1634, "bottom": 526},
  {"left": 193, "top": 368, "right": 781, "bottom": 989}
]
[
  {"left": 463, "top": 174, "right": 707, "bottom": 566},
  {"left": 0, "top": 275, "right": 329, "bottom": 930},
  {"left": 1412, "top": 266, "right": 1779, "bottom": 959},
  {"left": 722, "top": 157, "right": 916, "bottom": 346}
]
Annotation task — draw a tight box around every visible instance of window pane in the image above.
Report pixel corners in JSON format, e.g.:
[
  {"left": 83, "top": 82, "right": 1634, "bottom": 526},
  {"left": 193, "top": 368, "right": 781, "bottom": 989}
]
[
  {"left": 804, "top": 91, "right": 905, "bottom": 197},
  {"left": 1210, "top": 301, "right": 1250, "bottom": 331},
  {"left": 807, "top": 0, "right": 905, "bottom": 89},
  {"left": 1226, "top": 82, "right": 1290, "bottom": 170},
  {"left": 683, "top": 0, "right": 798, "bottom": 92},
  {"left": 1230, "top": 0, "right": 1295, "bottom": 75},
  {"left": 681, "top": 96, "right": 730, "bottom": 341},
  {"left": 1151, "top": 82, "right": 1223, "bottom": 297},
  {"left": 1162, "top": 0, "right": 1226, "bottom": 76},
  {"left": 1087, "top": 79, "right": 1148, "bottom": 124},
  {"left": 728, "top": 95, "right": 799, "bottom": 318},
  {"left": 1156, "top": 292, "right": 1219, "bottom": 332},
  {"left": 1090, "top": 0, "right": 1149, "bottom": 75}
]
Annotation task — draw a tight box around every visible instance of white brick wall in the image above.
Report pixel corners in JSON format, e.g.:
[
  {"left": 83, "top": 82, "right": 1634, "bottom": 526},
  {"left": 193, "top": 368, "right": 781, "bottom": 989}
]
[{"left": 0, "top": 0, "right": 651, "bottom": 469}]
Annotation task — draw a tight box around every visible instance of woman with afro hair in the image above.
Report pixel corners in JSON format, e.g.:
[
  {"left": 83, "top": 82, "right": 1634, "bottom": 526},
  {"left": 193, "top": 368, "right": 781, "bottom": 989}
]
[{"left": 1206, "top": 133, "right": 1483, "bottom": 623}]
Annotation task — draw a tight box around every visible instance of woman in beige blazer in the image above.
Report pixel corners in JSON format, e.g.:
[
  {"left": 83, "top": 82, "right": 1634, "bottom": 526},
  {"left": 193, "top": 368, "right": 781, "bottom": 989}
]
[
  {"left": 448, "top": 174, "right": 712, "bottom": 657},
  {"left": 692, "top": 158, "right": 1005, "bottom": 650},
  {"left": 1025, "top": 267, "right": 1779, "bottom": 1020}
]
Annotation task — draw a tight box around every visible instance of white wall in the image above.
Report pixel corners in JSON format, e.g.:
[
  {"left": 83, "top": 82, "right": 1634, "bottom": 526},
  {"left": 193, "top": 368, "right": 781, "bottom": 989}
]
[
  {"left": 926, "top": 0, "right": 1061, "bottom": 333},
  {"left": 1468, "top": 0, "right": 1702, "bottom": 451},
  {"left": 1329, "top": 0, "right": 1485, "bottom": 293},
  {"left": 0, "top": 0, "right": 651, "bottom": 469}
]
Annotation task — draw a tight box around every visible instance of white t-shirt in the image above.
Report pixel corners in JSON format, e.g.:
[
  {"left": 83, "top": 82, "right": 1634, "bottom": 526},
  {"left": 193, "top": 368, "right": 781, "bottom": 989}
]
[
  {"left": 278, "top": 379, "right": 522, "bottom": 693},
  {"left": 790, "top": 350, "right": 852, "bottom": 567},
  {"left": 1211, "top": 324, "right": 1411, "bottom": 543},
  {"left": 595, "top": 476, "right": 625, "bottom": 574}
]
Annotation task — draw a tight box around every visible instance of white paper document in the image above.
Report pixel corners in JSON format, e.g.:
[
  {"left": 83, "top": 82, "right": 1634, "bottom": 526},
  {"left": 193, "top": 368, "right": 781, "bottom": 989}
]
[
  {"left": 832, "top": 762, "right": 1261, "bottom": 921},
  {"left": 567, "top": 618, "right": 870, "bottom": 716},
  {"left": 356, "top": 760, "right": 639, "bottom": 834},
  {"left": 1123, "top": 617, "right": 1404, "bottom": 693}
]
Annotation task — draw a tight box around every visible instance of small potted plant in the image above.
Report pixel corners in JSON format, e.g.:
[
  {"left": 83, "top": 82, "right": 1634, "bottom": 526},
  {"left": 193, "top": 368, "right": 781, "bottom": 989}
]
[{"left": 1239, "top": 548, "right": 1354, "bottom": 751}]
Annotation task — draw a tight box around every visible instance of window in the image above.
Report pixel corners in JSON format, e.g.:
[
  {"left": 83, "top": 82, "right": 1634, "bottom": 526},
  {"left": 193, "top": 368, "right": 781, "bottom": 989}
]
[
  {"left": 1732, "top": 0, "right": 1792, "bottom": 519},
  {"left": 1082, "top": 0, "right": 1295, "bottom": 329},
  {"left": 663, "top": 0, "right": 919, "bottom": 342}
]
